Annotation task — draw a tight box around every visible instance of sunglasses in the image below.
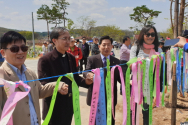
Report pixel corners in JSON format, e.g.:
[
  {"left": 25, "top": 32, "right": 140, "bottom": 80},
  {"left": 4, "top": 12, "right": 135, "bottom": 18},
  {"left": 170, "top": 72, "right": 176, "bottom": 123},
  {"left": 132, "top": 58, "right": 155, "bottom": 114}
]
[
  {"left": 4, "top": 45, "right": 29, "bottom": 53},
  {"left": 145, "top": 32, "right": 155, "bottom": 37}
]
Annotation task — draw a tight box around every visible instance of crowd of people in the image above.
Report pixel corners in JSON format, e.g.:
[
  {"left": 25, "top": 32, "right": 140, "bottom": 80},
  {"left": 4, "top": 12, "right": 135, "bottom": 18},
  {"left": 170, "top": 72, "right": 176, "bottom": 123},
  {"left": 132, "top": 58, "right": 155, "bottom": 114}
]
[{"left": 0, "top": 25, "right": 188, "bottom": 125}]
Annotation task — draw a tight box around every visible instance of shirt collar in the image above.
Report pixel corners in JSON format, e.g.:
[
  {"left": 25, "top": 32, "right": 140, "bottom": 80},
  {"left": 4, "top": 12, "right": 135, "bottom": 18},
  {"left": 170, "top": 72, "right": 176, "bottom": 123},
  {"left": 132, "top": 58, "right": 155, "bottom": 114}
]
[
  {"left": 6, "top": 60, "right": 27, "bottom": 74},
  {"left": 100, "top": 53, "right": 110, "bottom": 60}
]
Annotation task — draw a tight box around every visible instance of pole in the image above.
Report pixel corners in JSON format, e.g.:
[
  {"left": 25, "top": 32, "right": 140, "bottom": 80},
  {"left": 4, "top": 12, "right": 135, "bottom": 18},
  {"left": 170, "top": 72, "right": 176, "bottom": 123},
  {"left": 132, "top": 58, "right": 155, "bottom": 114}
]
[
  {"left": 32, "top": 12, "right": 35, "bottom": 58},
  {"left": 170, "top": 63, "right": 177, "bottom": 125},
  {"left": 174, "top": 0, "right": 179, "bottom": 38}
]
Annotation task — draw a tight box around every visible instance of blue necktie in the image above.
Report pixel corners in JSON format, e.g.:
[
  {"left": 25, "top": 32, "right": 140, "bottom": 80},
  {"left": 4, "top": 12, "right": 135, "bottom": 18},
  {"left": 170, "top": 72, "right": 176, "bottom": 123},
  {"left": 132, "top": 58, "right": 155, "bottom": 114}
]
[{"left": 103, "top": 57, "right": 107, "bottom": 67}]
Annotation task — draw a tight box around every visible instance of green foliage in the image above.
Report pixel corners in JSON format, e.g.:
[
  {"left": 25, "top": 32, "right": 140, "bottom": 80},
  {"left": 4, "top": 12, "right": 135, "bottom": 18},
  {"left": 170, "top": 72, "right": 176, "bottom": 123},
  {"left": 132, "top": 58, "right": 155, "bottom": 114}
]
[
  {"left": 51, "top": 0, "right": 69, "bottom": 27},
  {"left": 130, "top": 5, "right": 161, "bottom": 26},
  {"left": 18, "top": 31, "right": 40, "bottom": 40},
  {"left": 77, "top": 16, "right": 97, "bottom": 37},
  {"left": 27, "top": 46, "right": 42, "bottom": 58},
  {"left": 37, "top": 5, "right": 51, "bottom": 21},
  {"left": 160, "top": 27, "right": 174, "bottom": 39},
  {"left": 66, "top": 19, "right": 75, "bottom": 35}
]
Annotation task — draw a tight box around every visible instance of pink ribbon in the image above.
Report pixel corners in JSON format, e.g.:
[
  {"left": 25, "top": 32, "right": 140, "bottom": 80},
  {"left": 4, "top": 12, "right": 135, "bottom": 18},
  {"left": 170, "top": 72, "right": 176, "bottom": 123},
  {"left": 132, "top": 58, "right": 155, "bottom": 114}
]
[
  {"left": 131, "top": 62, "right": 139, "bottom": 125},
  {"left": 0, "top": 80, "right": 30, "bottom": 125},
  {"left": 149, "top": 49, "right": 159, "bottom": 58},
  {"left": 111, "top": 65, "right": 127, "bottom": 125},
  {"left": 89, "top": 68, "right": 101, "bottom": 125}
]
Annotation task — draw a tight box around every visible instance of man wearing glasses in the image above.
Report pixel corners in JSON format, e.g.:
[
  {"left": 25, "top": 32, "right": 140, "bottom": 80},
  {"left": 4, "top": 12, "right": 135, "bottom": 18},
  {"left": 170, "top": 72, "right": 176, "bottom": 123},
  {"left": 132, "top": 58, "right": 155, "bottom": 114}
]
[
  {"left": 0, "top": 31, "right": 68, "bottom": 125},
  {"left": 78, "top": 37, "right": 90, "bottom": 73},
  {"left": 38, "top": 27, "right": 92, "bottom": 125}
]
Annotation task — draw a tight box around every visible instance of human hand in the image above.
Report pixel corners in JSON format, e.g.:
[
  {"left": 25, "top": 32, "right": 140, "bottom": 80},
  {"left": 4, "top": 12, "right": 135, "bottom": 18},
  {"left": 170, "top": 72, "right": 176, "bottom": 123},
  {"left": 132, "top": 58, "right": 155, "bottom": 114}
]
[
  {"left": 174, "top": 36, "right": 187, "bottom": 48},
  {"left": 59, "top": 83, "right": 68, "bottom": 95},
  {"left": 75, "top": 55, "right": 79, "bottom": 58},
  {"left": 85, "top": 72, "right": 94, "bottom": 85}
]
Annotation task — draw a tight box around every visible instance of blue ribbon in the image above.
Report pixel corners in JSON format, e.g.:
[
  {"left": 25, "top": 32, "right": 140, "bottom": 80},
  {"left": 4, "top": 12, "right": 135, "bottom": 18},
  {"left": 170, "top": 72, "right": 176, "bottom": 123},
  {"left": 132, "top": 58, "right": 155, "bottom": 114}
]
[
  {"left": 161, "top": 53, "right": 165, "bottom": 92},
  {"left": 0, "top": 63, "right": 128, "bottom": 87},
  {"left": 182, "top": 51, "right": 185, "bottom": 96},
  {"left": 176, "top": 49, "right": 180, "bottom": 91},
  {"left": 179, "top": 50, "right": 182, "bottom": 93},
  {"left": 96, "top": 68, "right": 106, "bottom": 125}
]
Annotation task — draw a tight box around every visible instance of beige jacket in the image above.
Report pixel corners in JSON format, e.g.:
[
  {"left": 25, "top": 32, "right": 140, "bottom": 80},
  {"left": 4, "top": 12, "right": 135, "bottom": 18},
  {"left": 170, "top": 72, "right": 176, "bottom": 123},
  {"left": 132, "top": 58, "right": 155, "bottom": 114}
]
[{"left": 0, "top": 61, "right": 63, "bottom": 125}]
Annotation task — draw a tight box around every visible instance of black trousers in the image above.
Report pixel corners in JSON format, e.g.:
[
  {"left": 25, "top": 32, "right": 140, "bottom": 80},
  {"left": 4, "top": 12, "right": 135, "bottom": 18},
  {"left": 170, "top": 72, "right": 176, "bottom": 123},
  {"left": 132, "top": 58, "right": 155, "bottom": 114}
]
[
  {"left": 120, "top": 60, "right": 128, "bottom": 95},
  {"left": 80, "top": 57, "right": 88, "bottom": 72}
]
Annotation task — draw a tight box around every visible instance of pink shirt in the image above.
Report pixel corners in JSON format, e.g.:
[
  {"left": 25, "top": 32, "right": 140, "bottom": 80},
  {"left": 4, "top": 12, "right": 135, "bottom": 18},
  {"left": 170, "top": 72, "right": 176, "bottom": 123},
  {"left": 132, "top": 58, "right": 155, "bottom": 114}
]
[{"left": 120, "top": 44, "right": 130, "bottom": 61}]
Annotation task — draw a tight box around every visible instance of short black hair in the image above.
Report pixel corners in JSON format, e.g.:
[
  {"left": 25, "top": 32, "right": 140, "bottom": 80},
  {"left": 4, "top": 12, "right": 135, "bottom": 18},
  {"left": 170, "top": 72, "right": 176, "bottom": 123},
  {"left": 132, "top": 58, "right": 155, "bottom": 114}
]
[
  {"left": 99, "top": 36, "right": 113, "bottom": 45},
  {"left": 76, "top": 39, "right": 80, "bottom": 42},
  {"left": 82, "top": 36, "right": 86, "bottom": 39},
  {"left": 123, "top": 36, "right": 130, "bottom": 43},
  {"left": 159, "top": 42, "right": 164, "bottom": 46},
  {"left": 0, "top": 31, "right": 26, "bottom": 49},
  {"left": 50, "top": 27, "right": 68, "bottom": 42}
]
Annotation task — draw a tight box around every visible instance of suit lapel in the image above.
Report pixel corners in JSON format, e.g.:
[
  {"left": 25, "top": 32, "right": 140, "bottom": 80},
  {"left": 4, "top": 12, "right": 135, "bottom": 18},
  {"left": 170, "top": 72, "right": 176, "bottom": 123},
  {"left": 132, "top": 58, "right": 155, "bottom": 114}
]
[
  {"left": 25, "top": 70, "right": 36, "bottom": 104},
  {"left": 2, "top": 62, "right": 25, "bottom": 92},
  {"left": 96, "top": 54, "right": 103, "bottom": 67}
]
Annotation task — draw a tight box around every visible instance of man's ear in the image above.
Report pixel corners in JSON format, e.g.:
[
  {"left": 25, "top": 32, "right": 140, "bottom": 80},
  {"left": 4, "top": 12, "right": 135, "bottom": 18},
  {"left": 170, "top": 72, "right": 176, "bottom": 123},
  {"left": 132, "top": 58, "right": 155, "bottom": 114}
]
[
  {"left": 0, "top": 49, "right": 5, "bottom": 58},
  {"left": 52, "top": 38, "right": 56, "bottom": 45}
]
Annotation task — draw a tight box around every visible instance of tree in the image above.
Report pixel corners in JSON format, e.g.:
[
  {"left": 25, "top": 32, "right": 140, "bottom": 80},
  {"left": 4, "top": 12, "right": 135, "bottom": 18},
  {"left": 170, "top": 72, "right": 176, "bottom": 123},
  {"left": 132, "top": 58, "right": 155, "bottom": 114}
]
[
  {"left": 77, "top": 16, "right": 96, "bottom": 37},
  {"left": 37, "top": 4, "right": 51, "bottom": 40},
  {"left": 19, "top": 31, "right": 40, "bottom": 40},
  {"left": 52, "top": 0, "right": 69, "bottom": 27},
  {"left": 160, "top": 27, "right": 174, "bottom": 39},
  {"left": 101, "top": 25, "right": 125, "bottom": 42},
  {"left": 48, "top": 6, "right": 63, "bottom": 28},
  {"left": 129, "top": 5, "right": 161, "bottom": 26},
  {"left": 66, "top": 19, "right": 76, "bottom": 35}
]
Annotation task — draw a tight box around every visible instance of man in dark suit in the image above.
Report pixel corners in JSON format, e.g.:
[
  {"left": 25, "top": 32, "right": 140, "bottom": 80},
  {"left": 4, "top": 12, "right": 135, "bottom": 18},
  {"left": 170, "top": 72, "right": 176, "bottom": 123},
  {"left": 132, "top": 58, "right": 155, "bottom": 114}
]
[
  {"left": 83, "top": 36, "right": 121, "bottom": 125},
  {"left": 78, "top": 37, "right": 90, "bottom": 72},
  {"left": 38, "top": 27, "right": 92, "bottom": 125}
]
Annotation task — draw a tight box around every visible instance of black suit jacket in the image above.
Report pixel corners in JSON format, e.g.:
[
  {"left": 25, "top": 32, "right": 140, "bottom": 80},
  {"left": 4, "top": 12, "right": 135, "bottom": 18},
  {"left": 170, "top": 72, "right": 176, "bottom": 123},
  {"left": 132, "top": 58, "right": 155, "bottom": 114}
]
[
  {"left": 78, "top": 43, "right": 90, "bottom": 58},
  {"left": 38, "top": 48, "right": 89, "bottom": 124},
  {"left": 83, "top": 54, "right": 121, "bottom": 106}
]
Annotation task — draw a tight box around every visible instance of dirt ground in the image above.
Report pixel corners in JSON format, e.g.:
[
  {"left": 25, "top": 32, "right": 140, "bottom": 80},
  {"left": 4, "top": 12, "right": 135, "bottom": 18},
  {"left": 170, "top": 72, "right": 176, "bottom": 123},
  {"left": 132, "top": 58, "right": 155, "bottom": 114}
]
[{"left": 115, "top": 92, "right": 188, "bottom": 125}]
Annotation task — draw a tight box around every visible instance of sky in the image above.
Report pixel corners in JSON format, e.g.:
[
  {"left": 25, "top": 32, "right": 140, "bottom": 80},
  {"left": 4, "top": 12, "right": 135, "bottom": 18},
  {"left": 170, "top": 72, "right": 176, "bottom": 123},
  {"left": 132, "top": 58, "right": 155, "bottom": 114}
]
[{"left": 0, "top": 0, "right": 175, "bottom": 33}]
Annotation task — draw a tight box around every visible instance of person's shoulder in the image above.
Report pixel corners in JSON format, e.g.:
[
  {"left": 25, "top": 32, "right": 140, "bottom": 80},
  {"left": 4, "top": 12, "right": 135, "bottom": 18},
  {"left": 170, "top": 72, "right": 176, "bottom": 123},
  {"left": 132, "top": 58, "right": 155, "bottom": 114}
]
[
  {"left": 110, "top": 55, "right": 120, "bottom": 63},
  {"left": 39, "top": 50, "right": 54, "bottom": 61},
  {"left": 67, "top": 52, "right": 75, "bottom": 58},
  {"left": 88, "top": 54, "right": 100, "bottom": 60}
]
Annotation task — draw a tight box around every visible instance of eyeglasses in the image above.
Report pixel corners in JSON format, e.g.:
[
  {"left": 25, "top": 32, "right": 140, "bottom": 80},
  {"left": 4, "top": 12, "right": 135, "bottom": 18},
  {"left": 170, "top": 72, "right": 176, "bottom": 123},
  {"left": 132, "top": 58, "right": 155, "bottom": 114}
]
[
  {"left": 4, "top": 45, "right": 28, "bottom": 53},
  {"left": 58, "top": 37, "right": 71, "bottom": 41},
  {"left": 145, "top": 32, "right": 155, "bottom": 37}
]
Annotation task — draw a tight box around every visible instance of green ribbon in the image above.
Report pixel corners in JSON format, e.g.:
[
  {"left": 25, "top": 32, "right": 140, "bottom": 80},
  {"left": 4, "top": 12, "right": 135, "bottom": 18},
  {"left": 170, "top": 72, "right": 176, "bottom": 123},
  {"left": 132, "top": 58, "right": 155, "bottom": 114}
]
[
  {"left": 106, "top": 59, "right": 112, "bottom": 125},
  {"left": 125, "top": 57, "right": 137, "bottom": 125},
  {"left": 42, "top": 74, "right": 81, "bottom": 125},
  {"left": 141, "top": 60, "right": 147, "bottom": 111},
  {"left": 66, "top": 73, "right": 81, "bottom": 125},
  {"left": 42, "top": 76, "right": 63, "bottom": 125},
  {"left": 149, "top": 56, "right": 155, "bottom": 125}
]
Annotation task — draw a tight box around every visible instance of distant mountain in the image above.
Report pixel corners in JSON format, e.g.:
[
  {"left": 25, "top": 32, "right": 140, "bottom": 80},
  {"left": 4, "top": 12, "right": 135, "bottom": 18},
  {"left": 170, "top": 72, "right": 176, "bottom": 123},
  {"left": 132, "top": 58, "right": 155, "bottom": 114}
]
[
  {"left": 0, "top": 27, "right": 48, "bottom": 38},
  {"left": 0, "top": 27, "right": 20, "bottom": 37}
]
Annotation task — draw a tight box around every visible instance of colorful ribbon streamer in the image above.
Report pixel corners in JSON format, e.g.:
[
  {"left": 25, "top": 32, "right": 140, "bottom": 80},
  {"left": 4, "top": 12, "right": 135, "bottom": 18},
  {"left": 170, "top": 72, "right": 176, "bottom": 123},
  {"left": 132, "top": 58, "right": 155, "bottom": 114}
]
[
  {"left": 0, "top": 79, "right": 30, "bottom": 125},
  {"left": 89, "top": 68, "right": 101, "bottom": 125}
]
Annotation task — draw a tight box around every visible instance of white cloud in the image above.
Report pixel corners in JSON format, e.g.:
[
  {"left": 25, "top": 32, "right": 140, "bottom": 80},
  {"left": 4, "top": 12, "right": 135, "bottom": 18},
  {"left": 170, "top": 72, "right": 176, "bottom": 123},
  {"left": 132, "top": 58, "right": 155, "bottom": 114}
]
[
  {"left": 5, "top": 6, "right": 10, "bottom": 10},
  {"left": 90, "top": 13, "right": 105, "bottom": 19},
  {"left": 66, "top": 0, "right": 108, "bottom": 14},
  {"left": 10, "top": 12, "right": 19, "bottom": 15},
  {"left": 110, "top": 7, "right": 134, "bottom": 16},
  {"left": 151, "top": 0, "right": 166, "bottom": 2},
  {"left": 33, "top": 0, "right": 55, "bottom": 6}
]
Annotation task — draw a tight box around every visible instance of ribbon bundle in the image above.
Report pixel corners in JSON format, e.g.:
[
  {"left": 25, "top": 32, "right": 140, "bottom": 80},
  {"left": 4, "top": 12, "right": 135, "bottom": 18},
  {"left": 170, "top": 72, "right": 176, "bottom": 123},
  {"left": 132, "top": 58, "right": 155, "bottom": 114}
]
[{"left": 0, "top": 47, "right": 188, "bottom": 125}]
